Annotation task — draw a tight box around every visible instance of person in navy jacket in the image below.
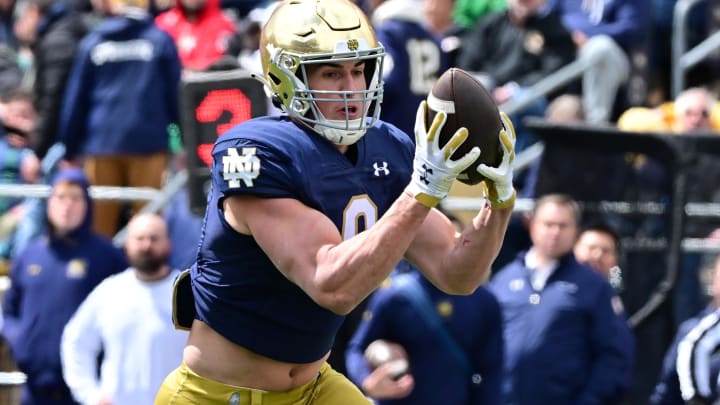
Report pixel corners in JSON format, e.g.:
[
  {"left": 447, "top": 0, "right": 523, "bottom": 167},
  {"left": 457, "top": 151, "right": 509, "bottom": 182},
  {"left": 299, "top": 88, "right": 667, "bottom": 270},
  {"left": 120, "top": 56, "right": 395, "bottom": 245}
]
[
  {"left": 489, "top": 193, "right": 633, "bottom": 405},
  {"left": 2, "top": 168, "right": 127, "bottom": 405},
  {"left": 58, "top": 0, "right": 181, "bottom": 238},
  {"left": 346, "top": 261, "right": 503, "bottom": 405}
]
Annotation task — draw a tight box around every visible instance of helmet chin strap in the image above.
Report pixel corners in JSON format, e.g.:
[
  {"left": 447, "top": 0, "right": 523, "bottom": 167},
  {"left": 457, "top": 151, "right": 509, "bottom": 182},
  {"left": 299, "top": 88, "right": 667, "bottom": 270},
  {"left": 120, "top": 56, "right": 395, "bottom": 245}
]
[
  {"left": 314, "top": 118, "right": 367, "bottom": 146},
  {"left": 312, "top": 105, "right": 368, "bottom": 145}
]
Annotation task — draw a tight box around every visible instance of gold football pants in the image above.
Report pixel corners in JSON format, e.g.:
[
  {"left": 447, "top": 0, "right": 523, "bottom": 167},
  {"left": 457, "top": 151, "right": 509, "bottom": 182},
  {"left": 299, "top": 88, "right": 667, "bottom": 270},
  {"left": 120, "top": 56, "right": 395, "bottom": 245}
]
[{"left": 154, "top": 362, "right": 372, "bottom": 404}]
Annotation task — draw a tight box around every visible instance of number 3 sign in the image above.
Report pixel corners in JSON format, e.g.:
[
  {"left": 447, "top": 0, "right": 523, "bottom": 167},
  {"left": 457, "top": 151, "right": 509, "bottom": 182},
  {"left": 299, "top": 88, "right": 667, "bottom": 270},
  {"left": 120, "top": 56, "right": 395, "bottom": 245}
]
[{"left": 180, "top": 69, "right": 268, "bottom": 214}]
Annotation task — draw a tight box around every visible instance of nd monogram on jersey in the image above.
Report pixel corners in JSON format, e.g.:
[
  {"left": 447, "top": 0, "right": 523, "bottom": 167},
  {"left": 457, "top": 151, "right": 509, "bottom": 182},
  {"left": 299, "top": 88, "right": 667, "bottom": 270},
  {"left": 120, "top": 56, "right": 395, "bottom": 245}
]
[
  {"left": 222, "top": 147, "right": 261, "bottom": 188},
  {"left": 191, "top": 116, "right": 415, "bottom": 363}
]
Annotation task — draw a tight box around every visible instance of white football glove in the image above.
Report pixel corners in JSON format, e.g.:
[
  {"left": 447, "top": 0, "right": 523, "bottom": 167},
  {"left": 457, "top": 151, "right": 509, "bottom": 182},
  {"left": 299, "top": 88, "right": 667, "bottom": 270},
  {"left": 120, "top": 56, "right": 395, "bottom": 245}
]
[
  {"left": 406, "top": 101, "right": 480, "bottom": 208},
  {"left": 477, "top": 112, "right": 516, "bottom": 209}
]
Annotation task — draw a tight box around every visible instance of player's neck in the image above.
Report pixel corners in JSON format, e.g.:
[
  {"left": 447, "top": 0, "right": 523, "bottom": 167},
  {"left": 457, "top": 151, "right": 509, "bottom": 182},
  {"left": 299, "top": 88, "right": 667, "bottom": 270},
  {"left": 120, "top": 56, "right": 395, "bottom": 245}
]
[{"left": 336, "top": 144, "right": 358, "bottom": 165}]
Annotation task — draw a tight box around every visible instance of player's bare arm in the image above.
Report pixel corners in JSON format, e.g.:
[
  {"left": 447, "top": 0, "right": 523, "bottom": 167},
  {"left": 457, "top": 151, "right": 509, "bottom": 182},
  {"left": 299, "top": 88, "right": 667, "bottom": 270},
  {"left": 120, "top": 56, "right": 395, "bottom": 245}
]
[
  {"left": 223, "top": 106, "right": 480, "bottom": 315},
  {"left": 223, "top": 192, "right": 430, "bottom": 315},
  {"left": 407, "top": 203, "right": 512, "bottom": 294},
  {"left": 407, "top": 112, "right": 517, "bottom": 293}
]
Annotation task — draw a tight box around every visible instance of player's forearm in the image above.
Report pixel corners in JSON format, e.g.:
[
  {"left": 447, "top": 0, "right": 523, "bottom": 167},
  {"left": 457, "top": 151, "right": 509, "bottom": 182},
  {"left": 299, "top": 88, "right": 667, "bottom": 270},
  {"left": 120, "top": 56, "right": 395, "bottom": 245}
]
[
  {"left": 413, "top": 205, "right": 513, "bottom": 294},
  {"left": 311, "top": 192, "right": 430, "bottom": 314},
  {"left": 448, "top": 205, "right": 512, "bottom": 291}
]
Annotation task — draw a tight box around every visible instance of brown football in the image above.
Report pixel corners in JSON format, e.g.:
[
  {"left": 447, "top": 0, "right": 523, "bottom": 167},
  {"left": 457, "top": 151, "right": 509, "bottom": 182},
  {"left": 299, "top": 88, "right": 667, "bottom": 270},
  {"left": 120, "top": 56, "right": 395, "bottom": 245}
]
[{"left": 425, "top": 67, "right": 503, "bottom": 185}]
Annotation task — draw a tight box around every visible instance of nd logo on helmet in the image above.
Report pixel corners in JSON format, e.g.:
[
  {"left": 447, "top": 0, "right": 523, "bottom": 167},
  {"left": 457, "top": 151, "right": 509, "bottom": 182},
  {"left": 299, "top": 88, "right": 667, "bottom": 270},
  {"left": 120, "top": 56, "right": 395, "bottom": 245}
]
[{"left": 347, "top": 39, "right": 359, "bottom": 51}]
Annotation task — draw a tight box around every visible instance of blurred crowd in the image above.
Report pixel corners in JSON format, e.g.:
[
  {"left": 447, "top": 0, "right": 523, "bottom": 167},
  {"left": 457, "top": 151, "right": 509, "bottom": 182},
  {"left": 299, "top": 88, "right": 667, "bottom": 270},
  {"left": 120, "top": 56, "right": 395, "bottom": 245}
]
[{"left": 0, "top": 0, "right": 716, "bottom": 403}]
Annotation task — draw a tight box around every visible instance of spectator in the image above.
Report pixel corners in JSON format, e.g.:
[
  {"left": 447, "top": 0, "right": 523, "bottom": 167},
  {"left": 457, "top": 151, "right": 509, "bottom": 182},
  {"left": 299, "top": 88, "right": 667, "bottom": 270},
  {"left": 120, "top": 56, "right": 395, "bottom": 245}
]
[
  {"left": 0, "top": 90, "right": 40, "bottom": 263},
  {"left": 13, "top": 0, "right": 92, "bottom": 159},
  {"left": 618, "top": 87, "right": 719, "bottom": 134},
  {"left": 2, "top": 167, "right": 127, "bottom": 405},
  {"left": 155, "top": 0, "right": 236, "bottom": 72},
  {"left": 651, "top": 256, "right": 720, "bottom": 405},
  {"left": 488, "top": 193, "right": 633, "bottom": 405},
  {"left": 0, "top": 44, "right": 22, "bottom": 97},
  {"left": 673, "top": 87, "right": 717, "bottom": 133},
  {"left": 618, "top": 86, "right": 720, "bottom": 325},
  {"left": 543, "top": 93, "right": 584, "bottom": 123},
  {"left": 0, "top": 90, "right": 40, "bottom": 214},
  {"left": 574, "top": 221, "right": 623, "bottom": 288},
  {"left": 61, "top": 213, "right": 187, "bottom": 405},
  {"left": 494, "top": 94, "right": 585, "bottom": 271},
  {"left": 0, "top": 0, "right": 17, "bottom": 49},
  {"left": 58, "top": 0, "right": 182, "bottom": 238},
  {"left": 676, "top": 302, "right": 720, "bottom": 404},
  {"left": 345, "top": 261, "right": 504, "bottom": 405},
  {"left": 162, "top": 151, "right": 203, "bottom": 270},
  {"left": 455, "top": 0, "right": 576, "bottom": 152},
  {"left": 456, "top": 0, "right": 574, "bottom": 102},
  {"left": 550, "top": 0, "right": 650, "bottom": 123},
  {"left": 370, "top": 0, "right": 449, "bottom": 135},
  {"left": 573, "top": 221, "right": 636, "bottom": 400},
  {"left": 423, "top": 0, "right": 465, "bottom": 66},
  {"left": 453, "top": 0, "right": 505, "bottom": 30}
]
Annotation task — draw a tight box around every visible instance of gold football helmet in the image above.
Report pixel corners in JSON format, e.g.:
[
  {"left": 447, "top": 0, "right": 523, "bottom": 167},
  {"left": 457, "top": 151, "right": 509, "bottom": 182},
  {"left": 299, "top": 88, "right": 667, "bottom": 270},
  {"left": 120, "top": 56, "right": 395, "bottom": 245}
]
[{"left": 259, "top": 0, "right": 385, "bottom": 145}]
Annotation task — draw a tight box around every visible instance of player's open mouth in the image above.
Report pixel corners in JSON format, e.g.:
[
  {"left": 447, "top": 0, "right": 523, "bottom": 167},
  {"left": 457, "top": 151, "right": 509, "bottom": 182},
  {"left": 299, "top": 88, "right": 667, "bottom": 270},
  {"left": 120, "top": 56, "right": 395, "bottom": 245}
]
[{"left": 341, "top": 105, "right": 360, "bottom": 118}]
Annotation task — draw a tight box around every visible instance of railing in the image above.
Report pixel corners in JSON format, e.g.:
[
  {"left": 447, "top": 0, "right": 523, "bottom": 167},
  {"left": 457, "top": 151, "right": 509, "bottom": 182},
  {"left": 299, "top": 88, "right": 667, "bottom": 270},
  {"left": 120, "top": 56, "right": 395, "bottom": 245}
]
[
  {"left": 441, "top": 197, "right": 720, "bottom": 255},
  {"left": 498, "top": 54, "right": 600, "bottom": 116},
  {"left": 671, "top": 0, "right": 720, "bottom": 97},
  {"left": 0, "top": 169, "right": 190, "bottom": 248}
]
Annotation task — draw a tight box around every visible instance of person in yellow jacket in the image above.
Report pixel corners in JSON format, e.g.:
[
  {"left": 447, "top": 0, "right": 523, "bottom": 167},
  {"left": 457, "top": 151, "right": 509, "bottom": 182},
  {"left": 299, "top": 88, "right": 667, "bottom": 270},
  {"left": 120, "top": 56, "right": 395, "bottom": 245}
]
[{"left": 618, "top": 87, "right": 719, "bottom": 134}]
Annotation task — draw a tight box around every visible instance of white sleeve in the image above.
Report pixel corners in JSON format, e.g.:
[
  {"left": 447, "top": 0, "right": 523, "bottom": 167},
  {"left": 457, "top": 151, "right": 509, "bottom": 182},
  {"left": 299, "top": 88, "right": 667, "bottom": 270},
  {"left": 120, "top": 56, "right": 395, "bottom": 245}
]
[
  {"left": 677, "top": 310, "right": 720, "bottom": 400},
  {"left": 61, "top": 284, "right": 106, "bottom": 405}
]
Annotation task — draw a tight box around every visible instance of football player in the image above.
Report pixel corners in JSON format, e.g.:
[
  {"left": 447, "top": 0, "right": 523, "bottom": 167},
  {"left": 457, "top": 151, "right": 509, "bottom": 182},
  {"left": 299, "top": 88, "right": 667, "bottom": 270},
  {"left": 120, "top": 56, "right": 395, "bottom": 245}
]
[{"left": 154, "top": 0, "right": 516, "bottom": 403}]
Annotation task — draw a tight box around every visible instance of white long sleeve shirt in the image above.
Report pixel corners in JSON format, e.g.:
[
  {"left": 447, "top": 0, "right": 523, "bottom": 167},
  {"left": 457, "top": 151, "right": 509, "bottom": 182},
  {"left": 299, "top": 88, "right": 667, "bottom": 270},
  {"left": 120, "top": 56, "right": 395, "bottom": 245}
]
[{"left": 61, "top": 268, "right": 187, "bottom": 405}]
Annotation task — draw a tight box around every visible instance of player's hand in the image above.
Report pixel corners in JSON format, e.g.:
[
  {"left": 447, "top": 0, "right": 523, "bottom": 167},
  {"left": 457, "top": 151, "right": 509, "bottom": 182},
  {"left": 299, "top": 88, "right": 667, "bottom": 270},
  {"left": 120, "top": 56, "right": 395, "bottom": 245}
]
[
  {"left": 406, "top": 101, "right": 480, "bottom": 208},
  {"left": 478, "top": 112, "right": 516, "bottom": 209},
  {"left": 361, "top": 362, "right": 415, "bottom": 399}
]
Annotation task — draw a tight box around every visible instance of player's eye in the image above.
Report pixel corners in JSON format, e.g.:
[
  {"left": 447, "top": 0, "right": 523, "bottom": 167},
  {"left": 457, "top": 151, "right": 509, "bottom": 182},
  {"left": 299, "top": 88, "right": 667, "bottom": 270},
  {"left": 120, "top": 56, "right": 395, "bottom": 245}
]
[{"left": 320, "top": 71, "right": 338, "bottom": 80}]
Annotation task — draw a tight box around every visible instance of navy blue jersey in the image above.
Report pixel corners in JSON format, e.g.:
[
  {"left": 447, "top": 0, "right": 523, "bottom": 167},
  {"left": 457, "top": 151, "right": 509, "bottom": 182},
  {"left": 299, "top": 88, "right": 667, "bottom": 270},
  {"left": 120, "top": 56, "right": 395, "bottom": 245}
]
[
  {"left": 375, "top": 18, "right": 449, "bottom": 136},
  {"left": 191, "top": 116, "right": 414, "bottom": 363}
]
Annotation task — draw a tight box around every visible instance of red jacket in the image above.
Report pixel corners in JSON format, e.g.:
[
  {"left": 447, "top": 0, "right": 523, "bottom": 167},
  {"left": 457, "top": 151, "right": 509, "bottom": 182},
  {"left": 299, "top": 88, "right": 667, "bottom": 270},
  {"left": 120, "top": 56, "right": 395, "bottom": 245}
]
[{"left": 155, "top": 0, "right": 236, "bottom": 71}]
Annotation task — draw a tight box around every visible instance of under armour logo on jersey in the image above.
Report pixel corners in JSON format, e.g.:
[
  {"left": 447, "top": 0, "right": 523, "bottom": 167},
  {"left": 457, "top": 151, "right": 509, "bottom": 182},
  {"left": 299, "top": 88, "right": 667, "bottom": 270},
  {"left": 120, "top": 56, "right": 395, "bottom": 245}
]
[
  {"left": 419, "top": 163, "right": 432, "bottom": 185},
  {"left": 373, "top": 161, "right": 390, "bottom": 176},
  {"left": 223, "top": 147, "right": 260, "bottom": 188}
]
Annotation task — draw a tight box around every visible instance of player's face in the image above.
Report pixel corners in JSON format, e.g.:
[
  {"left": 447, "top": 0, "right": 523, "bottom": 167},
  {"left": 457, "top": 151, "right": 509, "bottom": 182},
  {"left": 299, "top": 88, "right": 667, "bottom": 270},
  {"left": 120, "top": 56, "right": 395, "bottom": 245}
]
[
  {"left": 573, "top": 230, "right": 618, "bottom": 277},
  {"left": 47, "top": 182, "right": 87, "bottom": 236},
  {"left": 529, "top": 202, "right": 578, "bottom": 260},
  {"left": 305, "top": 60, "right": 367, "bottom": 122}
]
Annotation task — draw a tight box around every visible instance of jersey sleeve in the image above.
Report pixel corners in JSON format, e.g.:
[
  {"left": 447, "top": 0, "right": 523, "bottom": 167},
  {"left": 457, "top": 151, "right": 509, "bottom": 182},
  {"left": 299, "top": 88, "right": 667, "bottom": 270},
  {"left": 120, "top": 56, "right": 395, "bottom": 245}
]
[{"left": 211, "top": 136, "right": 298, "bottom": 199}]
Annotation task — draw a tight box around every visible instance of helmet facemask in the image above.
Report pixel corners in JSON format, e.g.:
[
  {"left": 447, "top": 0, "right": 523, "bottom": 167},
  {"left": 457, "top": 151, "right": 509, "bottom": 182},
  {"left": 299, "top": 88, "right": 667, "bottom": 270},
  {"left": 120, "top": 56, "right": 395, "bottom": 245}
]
[
  {"left": 259, "top": 0, "right": 386, "bottom": 146},
  {"left": 265, "top": 43, "right": 385, "bottom": 146}
]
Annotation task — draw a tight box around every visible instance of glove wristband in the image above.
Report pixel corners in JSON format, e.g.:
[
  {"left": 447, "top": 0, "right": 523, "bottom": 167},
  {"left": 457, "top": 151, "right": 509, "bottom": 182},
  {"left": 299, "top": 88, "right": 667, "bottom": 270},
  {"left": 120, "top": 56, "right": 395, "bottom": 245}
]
[
  {"left": 487, "top": 183, "right": 516, "bottom": 209},
  {"left": 405, "top": 184, "right": 442, "bottom": 208}
]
